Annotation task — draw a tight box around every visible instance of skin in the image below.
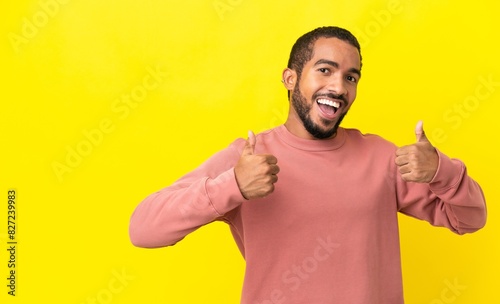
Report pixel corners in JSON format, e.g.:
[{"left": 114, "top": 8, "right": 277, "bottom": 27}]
[
  {"left": 234, "top": 130, "right": 279, "bottom": 200},
  {"left": 234, "top": 37, "right": 439, "bottom": 200},
  {"left": 396, "top": 120, "right": 439, "bottom": 183},
  {"left": 283, "top": 37, "right": 361, "bottom": 140}
]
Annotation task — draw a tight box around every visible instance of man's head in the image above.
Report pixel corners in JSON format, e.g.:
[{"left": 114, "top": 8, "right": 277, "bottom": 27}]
[
  {"left": 287, "top": 26, "right": 362, "bottom": 83},
  {"left": 283, "top": 26, "right": 362, "bottom": 140}
]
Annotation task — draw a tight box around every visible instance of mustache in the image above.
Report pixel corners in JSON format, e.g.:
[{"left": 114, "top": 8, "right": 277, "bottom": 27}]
[{"left": 312, "top": 92, "right": 347, "bottom": 103}]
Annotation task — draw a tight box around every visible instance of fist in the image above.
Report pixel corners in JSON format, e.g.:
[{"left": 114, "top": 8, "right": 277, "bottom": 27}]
[
  {"left": 395, "top": 121, "right": 439, "bottom": 183},
  {"left": 234, "top": 131, "right": 280, "bottom": 199}
]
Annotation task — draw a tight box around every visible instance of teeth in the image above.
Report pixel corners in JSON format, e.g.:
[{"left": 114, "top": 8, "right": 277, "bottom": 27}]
[{"left": 317, "top": 98, "right": 340, "bottom": 109}]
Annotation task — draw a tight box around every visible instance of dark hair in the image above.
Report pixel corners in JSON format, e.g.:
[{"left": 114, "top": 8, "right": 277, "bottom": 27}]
[{"left": 287, "top": 26, "right": 362, "bottom": 79}]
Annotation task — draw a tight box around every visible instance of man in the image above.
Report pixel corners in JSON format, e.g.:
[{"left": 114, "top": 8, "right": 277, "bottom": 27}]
[{"left": 129, "top": 26, "right": 487, "bottom": 303}]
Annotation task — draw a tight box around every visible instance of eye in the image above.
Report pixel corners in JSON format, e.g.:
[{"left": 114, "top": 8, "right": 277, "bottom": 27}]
[
  {"left": 318, "top": 68, "right": 330, "bottom": 74},
  {"left": 346, "top": 75, "right": 357, "bottom": 83}
]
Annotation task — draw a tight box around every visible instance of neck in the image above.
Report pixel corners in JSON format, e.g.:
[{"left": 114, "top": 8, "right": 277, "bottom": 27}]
[{"left": 284, "top": 105, "right": 337, "bottom": 140}]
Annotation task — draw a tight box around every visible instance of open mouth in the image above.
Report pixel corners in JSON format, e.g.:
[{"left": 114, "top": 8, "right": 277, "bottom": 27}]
[{"left": 316, "top": 98, "right": 340, "bottom": 119}]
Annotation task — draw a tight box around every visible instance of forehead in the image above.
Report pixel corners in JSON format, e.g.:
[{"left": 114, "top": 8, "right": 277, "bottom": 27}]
[{"left": 308, "top": 37, "right": 361, "bottom": 70}]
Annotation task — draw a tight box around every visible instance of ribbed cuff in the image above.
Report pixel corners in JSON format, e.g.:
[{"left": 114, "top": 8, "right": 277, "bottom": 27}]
[
  {"left": 429, "top": 149, "right": 464, "bottom": 193},
  {"left": 205, "top": 168, "right": 245, "bottom": 216}
]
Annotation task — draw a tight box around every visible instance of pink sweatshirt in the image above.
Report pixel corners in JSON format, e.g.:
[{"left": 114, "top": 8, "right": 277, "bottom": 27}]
[{"left": 129, "top": 125, "right": 486, "bottom": 303}]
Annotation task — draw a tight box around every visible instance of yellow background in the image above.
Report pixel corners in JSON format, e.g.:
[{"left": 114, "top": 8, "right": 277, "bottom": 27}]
[{"left": 1, "top": 0, "right": 499, "bottom": 303}]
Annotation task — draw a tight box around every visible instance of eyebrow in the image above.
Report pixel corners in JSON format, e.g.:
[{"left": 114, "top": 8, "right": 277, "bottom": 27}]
[{"left": 314, "top": 59, "right": 361, "bottom": 78}]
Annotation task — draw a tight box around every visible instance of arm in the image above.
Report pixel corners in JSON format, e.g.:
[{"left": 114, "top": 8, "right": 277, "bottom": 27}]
[
  {"left": 396, "top": 150, "right": 487, "bottom": 234},
  {"left": 129, "top": 143, "right": 245, "bottom": 248},
  {"left": 129, "top": 132, "right": 280, "bottom": 248},
  {"left": 395, "top": 121, "right": 486, "bottom": 234}
]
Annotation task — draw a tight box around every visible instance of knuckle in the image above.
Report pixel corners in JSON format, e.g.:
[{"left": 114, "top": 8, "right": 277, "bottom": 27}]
[
  {"left": 256, "top": 156, "right": 266, "bottom": 165},
  {"left": 262, "top": 166, "right": 273, "bottom": 175},
  {"left": 258, "top": 165, "right": 269, "bottom": 175},
  {"left": 267, "top": 184, "right": 275, "bottom": 193},
  {"left": 265, "top": 175, "right": 275, "bottom": 183}
]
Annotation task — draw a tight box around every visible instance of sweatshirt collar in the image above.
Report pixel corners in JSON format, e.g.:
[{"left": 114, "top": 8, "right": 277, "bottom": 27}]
[{"left": 276, "top": 125, "right": 346, "bottom": 151}]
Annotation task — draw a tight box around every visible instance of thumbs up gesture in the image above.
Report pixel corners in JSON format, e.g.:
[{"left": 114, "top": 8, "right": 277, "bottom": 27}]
[
  {"left": 234, "top": 131, "right": 280, "bottom": 200},
  {"left": 395, "top": 121, "right": 439, "bottom": 183}
]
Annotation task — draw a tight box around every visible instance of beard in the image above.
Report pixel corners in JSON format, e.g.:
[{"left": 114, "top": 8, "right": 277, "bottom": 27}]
[{"left": 291, "top": 83, "right": 347, "bottom": 139}]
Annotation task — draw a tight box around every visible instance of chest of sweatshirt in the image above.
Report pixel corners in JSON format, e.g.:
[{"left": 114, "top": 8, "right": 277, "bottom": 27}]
[{"left": 224, "top": 127, "right": 401, "bottom": 255}]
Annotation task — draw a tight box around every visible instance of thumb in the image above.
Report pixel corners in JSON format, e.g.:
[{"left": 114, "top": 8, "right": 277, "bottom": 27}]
[
  {"left": 415, "top": 120, "right": 429, "bottom": 143},
  {"left": 241, "top": 130, "right": 256, "bottom": 156}
]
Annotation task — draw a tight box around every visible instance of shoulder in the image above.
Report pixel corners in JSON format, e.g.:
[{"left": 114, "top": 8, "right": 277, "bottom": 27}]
[
  {"left": 343, "top": 127, "right": 397, "bottom": 151},
  {"left": 228, "top": 126, "right": 281, "bottom": 154}
]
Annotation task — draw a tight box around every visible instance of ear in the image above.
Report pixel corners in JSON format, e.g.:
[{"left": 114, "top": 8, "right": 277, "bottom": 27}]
[{"left": 282, "top": 68, "right": 297, "bottom": 90}]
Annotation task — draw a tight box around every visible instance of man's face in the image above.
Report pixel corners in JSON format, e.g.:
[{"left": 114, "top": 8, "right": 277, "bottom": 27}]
[{"left": 287, "top": 37, "right": 361, "bottom": 139}]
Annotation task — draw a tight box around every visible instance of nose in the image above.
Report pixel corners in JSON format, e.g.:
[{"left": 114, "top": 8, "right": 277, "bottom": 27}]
[{"left": 326, "top": 73, "right": 347, "bottom": 97}]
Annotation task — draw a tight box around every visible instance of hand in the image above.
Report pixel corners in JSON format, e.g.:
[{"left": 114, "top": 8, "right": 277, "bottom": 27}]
[
  {"left": 234, "top": 131, "right": 280, "bottom": 199},
  {"left": 395, "top": 121, "right": 438, "bottom": 183}
]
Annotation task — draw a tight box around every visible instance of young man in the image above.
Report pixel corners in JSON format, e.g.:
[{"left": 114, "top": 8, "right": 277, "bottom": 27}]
[{"left": 129, "top": 26, "right": 487, "bottom": 303}]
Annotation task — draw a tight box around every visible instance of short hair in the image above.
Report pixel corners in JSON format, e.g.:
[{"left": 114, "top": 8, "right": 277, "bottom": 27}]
[{"left": 287, "top": 26, "right": 362, "bottom": 79}]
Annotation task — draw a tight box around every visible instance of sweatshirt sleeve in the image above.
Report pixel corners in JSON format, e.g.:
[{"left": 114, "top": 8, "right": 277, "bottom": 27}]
[
  {"left": 129, "top": 140, "right": 246, "bottom": 248},
  {"left": 396, "top": 149, "right": 487, "bottom": 235}
]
